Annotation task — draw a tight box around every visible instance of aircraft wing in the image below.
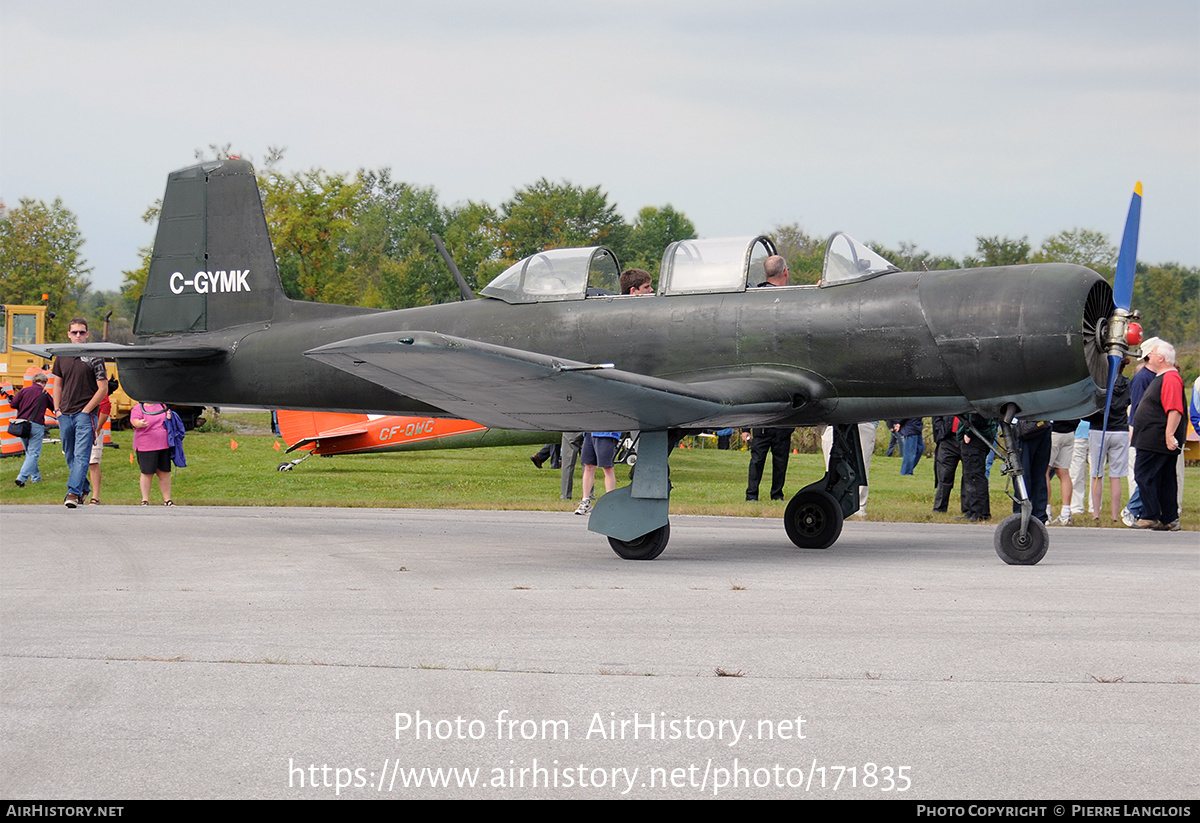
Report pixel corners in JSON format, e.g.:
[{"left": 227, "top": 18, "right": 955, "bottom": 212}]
[
  {"left": 305, "top": 331, "right": 825, "bottom": 430},
  {"left": 15, "top": 342, "right": 223, "bottom": 360}
]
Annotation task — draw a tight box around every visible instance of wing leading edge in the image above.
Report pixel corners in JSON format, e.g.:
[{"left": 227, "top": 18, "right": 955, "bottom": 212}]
[{"left": 305, "top": 331, "right": 829, "bottom": 431}]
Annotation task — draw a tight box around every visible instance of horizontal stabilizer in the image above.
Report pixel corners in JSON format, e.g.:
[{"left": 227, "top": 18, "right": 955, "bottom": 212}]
[
  {"left": 285, "top": 428, "right": 369, "bottom": 453},
  {"left": 275, "top": 410, "right": 371, "bottom": 450},
  {"left": 15, "top": 342, "right": 223, "bottom": 360},
  {"left": 305, "top": 331, "right": 816, "bottom": 430}
]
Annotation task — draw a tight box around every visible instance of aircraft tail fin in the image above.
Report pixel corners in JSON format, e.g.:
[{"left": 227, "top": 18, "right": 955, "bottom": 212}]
[{"left": 134, "top": 159, "right": 285, "bottom": 336}]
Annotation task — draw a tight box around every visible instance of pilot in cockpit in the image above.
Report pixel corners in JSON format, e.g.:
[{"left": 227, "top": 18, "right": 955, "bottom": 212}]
[
  {"left": 619, "top": 268, "right": 654, "bottom": 295},
  {"left": 758, "top": 255, "right": 790, "bottom": 287}
]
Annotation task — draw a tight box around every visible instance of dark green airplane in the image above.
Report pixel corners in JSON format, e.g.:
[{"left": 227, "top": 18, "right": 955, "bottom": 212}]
[{"left": 24, "top": 159, "right": 1141, "bottom": 565}]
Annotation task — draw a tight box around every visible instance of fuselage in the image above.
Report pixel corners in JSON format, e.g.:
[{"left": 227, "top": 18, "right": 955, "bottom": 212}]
[{"left": 119, "top": 262, "right": 1111, "bottom": 429}]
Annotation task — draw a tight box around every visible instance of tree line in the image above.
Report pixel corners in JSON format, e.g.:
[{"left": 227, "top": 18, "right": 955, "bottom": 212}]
[{"left": 2, "top": 146, "right": 1195, "bottom": 356}]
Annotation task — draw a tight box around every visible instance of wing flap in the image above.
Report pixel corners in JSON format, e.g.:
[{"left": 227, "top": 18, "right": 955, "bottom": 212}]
[{"left": 305, "top": 331, "right": 819, "bottom": 430}]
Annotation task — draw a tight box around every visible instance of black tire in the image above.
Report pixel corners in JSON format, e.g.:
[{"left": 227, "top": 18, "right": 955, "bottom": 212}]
[
  {"left": 608, "top": 524, "right": 670, "bottom": 560},
  {"left": 993, "top": 514, "right": 1048, "bottom": 565},
  {"left": 784, "top": 490, "right": 844, "bottom": 549},
  {"left": 277, "top": 462, "right": 293, "bottom": 472}
]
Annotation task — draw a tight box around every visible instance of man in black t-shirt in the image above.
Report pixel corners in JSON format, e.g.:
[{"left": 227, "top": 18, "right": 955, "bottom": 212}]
[{"left": 51, "top": 318, "right": 107, "bottom": 508}]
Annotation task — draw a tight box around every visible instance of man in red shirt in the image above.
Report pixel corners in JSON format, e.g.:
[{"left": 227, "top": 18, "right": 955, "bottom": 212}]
[{"left": 1129, "top": 340, "right": 1186, "bottom": 530}]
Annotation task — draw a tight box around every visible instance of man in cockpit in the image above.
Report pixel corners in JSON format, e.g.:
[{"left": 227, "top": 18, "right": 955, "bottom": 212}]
[
  {"left": 760, "top": 255, "right": 789, "bottom": 287},
  {"left": 619, "top": 268, "right": 654, "bottom": 295}
]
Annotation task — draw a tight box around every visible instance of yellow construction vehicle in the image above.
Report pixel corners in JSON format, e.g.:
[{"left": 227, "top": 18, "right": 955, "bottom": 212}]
[
  {"left": 1, "top": 304, "right": 135, "bottom": 425},
  {"left": 1, "top": 304, "right": 49, "bottom": 387}
]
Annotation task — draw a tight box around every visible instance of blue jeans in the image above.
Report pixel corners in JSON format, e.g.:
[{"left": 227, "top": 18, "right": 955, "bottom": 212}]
[
  {"left": 900, "top": 434, "right": 925, "bottom": 475},
  {"left": 1126, "top": 485, "right": 1142, "bottom": 518},
  {"left": 17, "top": 422, "right": 46, "bottom": 483},
  {"left": 59, "top": 411, "right": 96, "bottom": 498}
]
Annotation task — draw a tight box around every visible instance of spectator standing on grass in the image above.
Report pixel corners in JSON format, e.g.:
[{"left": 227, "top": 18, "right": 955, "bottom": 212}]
[
  {"left": 131, "top": 401, "right": 175, "bottom": 506},
  {"left": 12, "top": 372, "right": 53, "bottom": 488}
]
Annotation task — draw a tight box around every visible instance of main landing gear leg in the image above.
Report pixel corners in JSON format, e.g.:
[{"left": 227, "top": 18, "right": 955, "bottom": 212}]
[
  {"left": 982, "top": 403, "right": 1048, "bottom": 565},
  {"left": 590, "top": 430, "right": 672, "bottom": 560},
  {"left": 784, "top": 423, "right": 865, "bottom": 550}
]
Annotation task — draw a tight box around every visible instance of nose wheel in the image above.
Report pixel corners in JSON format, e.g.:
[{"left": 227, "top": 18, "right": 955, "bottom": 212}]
[{"left": 994, "top": 514, "right": 1048, "bottom": 565}]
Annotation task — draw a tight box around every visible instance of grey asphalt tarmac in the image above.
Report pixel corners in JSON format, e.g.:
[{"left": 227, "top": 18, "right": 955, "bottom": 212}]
[{"left": 1, "top": 505, "right": 1196, "bottom": 800}]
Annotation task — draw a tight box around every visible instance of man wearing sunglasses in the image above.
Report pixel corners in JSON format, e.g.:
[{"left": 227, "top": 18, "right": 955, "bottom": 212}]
[{"left": 52, "top": 318, "right": 108, "bottom": 508}]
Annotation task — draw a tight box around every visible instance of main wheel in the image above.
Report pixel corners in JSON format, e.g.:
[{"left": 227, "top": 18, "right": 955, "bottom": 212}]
[
  {"left": 993, "top": 514, "right": 1048, "bottom": 565},
  {"left": 608, "top": 524, "right": 670, "bottom": 560},
  {"left": 784, "top": 490, "right": 844, "bottom": 549}
]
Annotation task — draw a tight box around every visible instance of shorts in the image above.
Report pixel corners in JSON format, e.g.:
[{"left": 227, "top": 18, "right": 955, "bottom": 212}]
[
  {"left": 90, "top": 438, "right": 105, "bottom": 465},
  {"left": 137, "top": 448, "right": 172, "bottom": 475},
  {"left": 1088, "top": 430, "right": 1129, "bottom": 479},
  {"left": 1048, "top": 431, "right": 1073, "bottom": 469},
  {"left": 582, "top": 434, "right": 617, "bottom": 468}
]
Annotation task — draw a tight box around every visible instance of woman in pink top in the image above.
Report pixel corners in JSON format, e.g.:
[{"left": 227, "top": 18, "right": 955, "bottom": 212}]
[{"left": 130, "top": 402, "right": 174, "bottom": 505}]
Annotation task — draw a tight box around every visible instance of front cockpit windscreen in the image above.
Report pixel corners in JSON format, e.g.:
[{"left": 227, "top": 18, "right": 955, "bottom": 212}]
[{"left": 821, "top": 233, "right": 901, "bottom": 285}]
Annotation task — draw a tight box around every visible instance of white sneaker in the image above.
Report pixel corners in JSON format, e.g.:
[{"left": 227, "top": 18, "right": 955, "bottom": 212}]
[
  {"left": 1054, "top": 512, "right": 1072, "bottom": 526},
  {"left": 1120, "top": 507, "right": 1135, "bottom": 528},
  {"left": 574, "top": 498, "right": 593, "bottom": 515}
]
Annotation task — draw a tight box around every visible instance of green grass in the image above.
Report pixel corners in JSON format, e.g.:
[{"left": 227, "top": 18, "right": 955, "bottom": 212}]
[{"left": 3, "top": 416, "right": 1197, "bottom": 530}]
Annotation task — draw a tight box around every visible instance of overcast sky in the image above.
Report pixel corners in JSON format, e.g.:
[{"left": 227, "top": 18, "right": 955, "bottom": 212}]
[{"left": 2, "top": 0, "right": 1197, "bottom": 293}]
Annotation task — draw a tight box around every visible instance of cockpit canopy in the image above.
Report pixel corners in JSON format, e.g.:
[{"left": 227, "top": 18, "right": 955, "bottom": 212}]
[
  {"left": 478, "top": 233, "right": 900, "bottom": 304},
  {"left": 821, "top": 232, "right": 900, "bottom": 285},
  {"left": 658, "top": 236, "right": 777, "bottom": 295},
  {"left": 480, "top": 246, "right": 621, "bottom": 304}
]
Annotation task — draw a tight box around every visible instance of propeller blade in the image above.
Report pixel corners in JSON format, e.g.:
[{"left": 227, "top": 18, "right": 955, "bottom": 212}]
[
  {"left": 1100, "top": 182, "right": 1142, "bottom": 430},
  {"left": 1100, "top": 353, "right": 1122, "bottom": 434},
  {"left": 1112, "top": 181, "right": 1141, "bottom": 311}
]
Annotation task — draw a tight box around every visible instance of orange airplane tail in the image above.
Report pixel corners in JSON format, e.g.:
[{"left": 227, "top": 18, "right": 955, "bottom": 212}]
[
  {"left": 275, "top": 409, "right": 551, "bottom": 460},
  {"left": 275, "top": 410, "right": 370, "bottom": 453}
]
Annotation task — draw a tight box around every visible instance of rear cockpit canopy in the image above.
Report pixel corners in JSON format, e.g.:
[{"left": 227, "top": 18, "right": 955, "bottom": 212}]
[{"left": 480, "top": 247, "right": 620, "bottom": 304}]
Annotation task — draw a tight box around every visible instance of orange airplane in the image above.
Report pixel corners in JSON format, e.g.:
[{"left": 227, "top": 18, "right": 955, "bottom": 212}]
[{"left": 275, "top": 410, "right": 554, "bottom": 470}]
